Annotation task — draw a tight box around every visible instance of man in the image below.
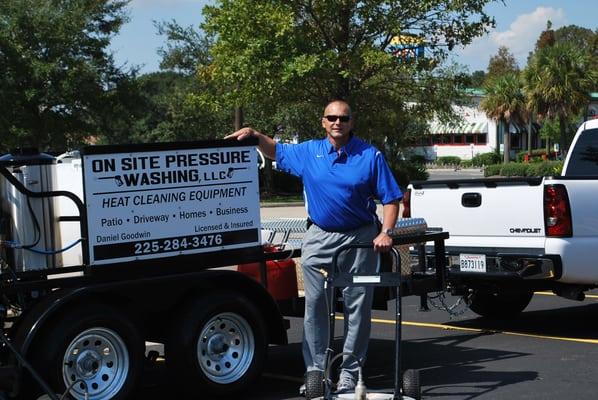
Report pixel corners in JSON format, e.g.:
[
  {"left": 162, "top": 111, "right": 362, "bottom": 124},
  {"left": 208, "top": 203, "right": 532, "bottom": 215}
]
[{"left": 225, "top": 100, "right": 402, "bottom": 393}]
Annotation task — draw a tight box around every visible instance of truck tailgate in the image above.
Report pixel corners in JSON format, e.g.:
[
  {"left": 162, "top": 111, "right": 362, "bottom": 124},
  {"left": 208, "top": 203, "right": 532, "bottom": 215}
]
[{"left": 410, "top": 178, "right": 545, "bottom": 241}]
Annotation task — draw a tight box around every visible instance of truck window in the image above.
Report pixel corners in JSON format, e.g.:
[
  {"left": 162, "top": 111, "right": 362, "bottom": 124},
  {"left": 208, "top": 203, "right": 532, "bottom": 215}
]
[{"left": 566, "top": 128, "right": 598, "bottom": 176}]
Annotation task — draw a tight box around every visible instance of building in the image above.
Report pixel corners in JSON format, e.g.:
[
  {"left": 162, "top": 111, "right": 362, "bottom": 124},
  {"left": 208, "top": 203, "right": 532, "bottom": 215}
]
[
  {"left": 409, "top": 91, "right": 598, "bottom": 162},
  {"left": 408, "top": 89, "right": 539, "bottom": 161}
]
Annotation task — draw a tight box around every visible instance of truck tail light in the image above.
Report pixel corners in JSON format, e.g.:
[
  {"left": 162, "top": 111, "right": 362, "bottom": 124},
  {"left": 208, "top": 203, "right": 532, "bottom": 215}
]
[
  {"left": 402, "top": 189, "right": 411, "bottom": 218},
  {"left": 544, "top": 184, "right": 572, "bottom": 237}
]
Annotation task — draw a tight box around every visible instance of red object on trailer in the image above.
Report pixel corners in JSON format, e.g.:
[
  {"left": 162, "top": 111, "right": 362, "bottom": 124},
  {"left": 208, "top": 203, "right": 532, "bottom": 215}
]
[{"left": 237, "top": 246, "right": 298, "bottom": 300}]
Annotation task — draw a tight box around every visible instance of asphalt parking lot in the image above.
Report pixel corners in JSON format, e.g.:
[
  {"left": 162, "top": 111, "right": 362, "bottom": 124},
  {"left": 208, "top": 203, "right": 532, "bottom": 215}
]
[
  {"left": 138, "top": 289, "right": 598, "bottom": 400},
  {"left": 138, "top": 174, "right": 597, "bottom": 399}
]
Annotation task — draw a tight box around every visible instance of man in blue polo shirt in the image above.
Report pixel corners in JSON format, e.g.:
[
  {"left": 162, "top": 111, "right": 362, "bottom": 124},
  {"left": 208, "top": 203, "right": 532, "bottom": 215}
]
[{"left": 226, "top": 100, "right": 402, "bottom": 394}]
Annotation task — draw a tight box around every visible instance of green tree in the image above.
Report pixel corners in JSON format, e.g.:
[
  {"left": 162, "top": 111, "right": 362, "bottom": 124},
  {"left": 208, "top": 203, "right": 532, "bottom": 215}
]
[
  {"left": 200, "top": 0, "right": 499, "bottom": 146},
  {"left": 524, "top": 42, "right": 598, "bottom": 153},
  {"left": 480, "top": 72, "right": 526, "bottom": 163},
  {"left": 155, "top": 21, "right": 213, "bottom": 75},
  {"left": 486, "top": 46, "right": 519, "bottom": 80},
  {"left": 555, "top": 25, "right": 595, "bottom": 51},
  {"left": 554, "top": 25, "right": 598, "bottom": 70},
  {"left": 535, "top": 20, "right": 555, "bottom": 50},
  {"left": 469, "top": 70, "right": 487, "bottom": 88},
  {"left": 0, "top": 0, "right": 132, "bottom": 151}
]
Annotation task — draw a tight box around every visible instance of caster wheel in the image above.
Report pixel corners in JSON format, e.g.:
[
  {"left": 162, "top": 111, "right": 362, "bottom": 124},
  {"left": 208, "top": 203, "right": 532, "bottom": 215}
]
[
  {"left": 305, "top": 370, "right": 324, "bottom": 399},
  {"left": 402, "top": 369, "right": 421, "bottom": 400}
]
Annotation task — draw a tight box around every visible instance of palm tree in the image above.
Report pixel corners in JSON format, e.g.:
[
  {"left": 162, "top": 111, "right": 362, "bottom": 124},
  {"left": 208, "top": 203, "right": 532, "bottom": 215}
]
[
  {"left": 524, "top": 42, "right": 598, "bottom": 155},
  {"left": 480, "top": 72, "right": 526, "bottom": 163}
]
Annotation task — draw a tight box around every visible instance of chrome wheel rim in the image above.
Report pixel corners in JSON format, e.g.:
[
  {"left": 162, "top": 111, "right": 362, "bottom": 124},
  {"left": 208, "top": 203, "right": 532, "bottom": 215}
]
[
  {"left": 62, "top": 327, "right": 129, "bottom": 400},
  {"left": 197, "top": 312, "right": 254, "bottom": 384}
]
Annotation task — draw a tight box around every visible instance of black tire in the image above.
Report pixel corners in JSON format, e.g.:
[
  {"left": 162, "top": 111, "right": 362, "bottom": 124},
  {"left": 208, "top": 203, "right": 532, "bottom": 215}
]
[
  {"left": 305, "top": 370, "right": 324, "bottom": 400},
  {"left": 167, "top": 291, "right": 267, "bottom": 397},
  {"left": 27, "top": 303, "right": 144, "bottom": 400},
  {"left": 402, "top": 369, "right": 421, "bottom": 400},
  {"left": 466, "top": 288, "right": 533, "bottom": 318}
]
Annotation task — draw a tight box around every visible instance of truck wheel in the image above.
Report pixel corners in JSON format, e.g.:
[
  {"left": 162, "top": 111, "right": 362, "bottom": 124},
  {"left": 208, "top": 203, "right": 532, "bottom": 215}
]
[
  {"left": 28, "top": 304, "right": 143, "bottom": 400},
  {"left": 466, "top": 288, "right": 533, "bottom": 318},
  {"left": 167, "top": 291, "right": 267, "bottom": 396}
]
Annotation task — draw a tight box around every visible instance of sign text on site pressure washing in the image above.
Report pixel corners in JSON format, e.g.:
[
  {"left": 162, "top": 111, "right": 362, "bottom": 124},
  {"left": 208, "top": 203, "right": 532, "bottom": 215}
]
[{"left": 83, "top": 146, "right": 261, "bottom": 265}]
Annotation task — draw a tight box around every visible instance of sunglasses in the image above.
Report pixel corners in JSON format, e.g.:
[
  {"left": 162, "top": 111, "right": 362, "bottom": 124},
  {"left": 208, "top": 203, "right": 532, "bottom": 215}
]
[{"left": 324, "top": 115, "right": 351, "bottom": 123}]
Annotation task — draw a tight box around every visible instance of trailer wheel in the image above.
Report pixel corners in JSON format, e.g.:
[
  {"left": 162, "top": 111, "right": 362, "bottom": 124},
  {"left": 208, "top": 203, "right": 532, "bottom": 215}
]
[
  {"left": 28, "top": 304, "right": 143, "bottom": 400},
  {"left": 304, "top": 370, "right": 324, "bottom": 399},
  {"left": 167, "top": 291, "right": 267, "bottom": 396},
  {"left": 402, "top": 369, "right": 421, "bottom": 400},
  {"left": 466, "top": 288, "right": 533, "bottom": 318}
]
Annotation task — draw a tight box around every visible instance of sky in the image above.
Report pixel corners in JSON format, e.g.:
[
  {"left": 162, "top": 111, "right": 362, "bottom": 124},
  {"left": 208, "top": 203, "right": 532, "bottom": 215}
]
[{"left": 109, "top": 0, "right": 597, "bottom": 74}]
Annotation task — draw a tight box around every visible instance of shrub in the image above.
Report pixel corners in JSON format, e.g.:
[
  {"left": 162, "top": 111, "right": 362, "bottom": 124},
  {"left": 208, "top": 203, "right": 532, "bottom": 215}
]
[
  {"left": 499, "top": 162, "right": 529, "bottom": 177},
  {"left": 264, "top": 168, "right": 303, "bottom": 194},
  {"left": 484, "top": 161, "right": 564, "bottom": 177},
  {"left": 527, "top": 161, "right": 563, "bottom": 176},
  {"left": 484, "top": 164, "right": 502, "bottom": 177},
  {"left": 472, "top": 152, "right": 501, "bottom": 166},
  {"left": 460, "top": 160, "right": 473, "bottom": 168},
  {"left": 436, "top": 156, "right": 461, "bottom": 165},
  {"left": 409, "top": 154, "right": 427, "bottom": 164},
  {"left": 387, "top": 159, "right": 429, "bottom": 188}
]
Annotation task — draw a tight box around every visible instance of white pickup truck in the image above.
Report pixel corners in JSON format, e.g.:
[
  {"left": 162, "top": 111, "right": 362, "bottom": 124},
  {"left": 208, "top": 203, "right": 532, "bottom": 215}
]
[{"left": 405, "top": 119, "right": 598, "bottom": 318}]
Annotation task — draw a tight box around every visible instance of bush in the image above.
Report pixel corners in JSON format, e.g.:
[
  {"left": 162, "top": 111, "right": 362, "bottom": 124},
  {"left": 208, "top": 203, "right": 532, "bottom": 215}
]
[
  {"left": 527, "top": 161, "right": 563, "bottom": 176},
  {"left": 484, "top": 164, "right": 502, "bottom": 177},
  {"left": 436, "top": 156, "right": 461, "bottom": 166},
  {"left": 262, "top": 168, "right": 303, "bottom": 194},
  {"left": 484, "top": 161, "right": 564, "bottom": 177},
  {"left": 409, "top": 154, "right": 427, "bottom": 164},
  {"left": 472, "top": 152, "right": 501, "bottom": 166},
  {"left": 499, "top": 162, "right": 529, "bottom": 177},
  {"left": 460, "top": 160, "right": 473, "bottom": 168},
  {"left": 387, "top": 159, "right": 429, "bottom": 189}
]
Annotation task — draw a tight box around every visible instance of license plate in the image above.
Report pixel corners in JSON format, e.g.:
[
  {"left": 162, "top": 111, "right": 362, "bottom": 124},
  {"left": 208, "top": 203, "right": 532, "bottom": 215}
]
[{"left": 459, "top": 253, "right": 486, "bottom": 273}]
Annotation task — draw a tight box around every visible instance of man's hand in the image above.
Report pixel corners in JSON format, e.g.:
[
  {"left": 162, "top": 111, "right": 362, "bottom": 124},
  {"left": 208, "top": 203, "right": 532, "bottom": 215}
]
[
  {"left": 373, "top": 231, "right": 393, "bottom": 252},
  {"left": 224, "top": 127, "right": 255, "bottom": 141},
  {"left": 224, "top": 127, "right": 276, "bottom": 160}
]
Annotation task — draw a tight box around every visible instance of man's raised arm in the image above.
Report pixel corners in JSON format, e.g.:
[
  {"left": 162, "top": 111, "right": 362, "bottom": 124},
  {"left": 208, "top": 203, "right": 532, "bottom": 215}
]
[{"left": 224, "top": 127, "right": 276, "bottom": 160}]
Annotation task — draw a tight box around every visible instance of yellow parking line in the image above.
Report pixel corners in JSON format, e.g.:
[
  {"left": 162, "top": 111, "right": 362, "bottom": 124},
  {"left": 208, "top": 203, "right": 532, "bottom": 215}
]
[
  {"left": 366, "top": 317, "right": 598, "bottom": 345},
  {"left": 536, "top": 291, "right": 598, "bottom": 299}
]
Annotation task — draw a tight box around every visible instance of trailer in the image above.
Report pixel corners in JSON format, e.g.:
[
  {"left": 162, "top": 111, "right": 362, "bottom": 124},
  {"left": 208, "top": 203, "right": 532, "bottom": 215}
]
[{"left": 0, "top": 139, "right": 448, "bottom": 400}]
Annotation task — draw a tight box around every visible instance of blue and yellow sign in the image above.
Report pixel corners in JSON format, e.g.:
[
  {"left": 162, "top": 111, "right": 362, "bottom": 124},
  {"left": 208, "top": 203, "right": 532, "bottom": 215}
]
[{"left": 389, "top": 35, "right": 424, "bottom": 60}]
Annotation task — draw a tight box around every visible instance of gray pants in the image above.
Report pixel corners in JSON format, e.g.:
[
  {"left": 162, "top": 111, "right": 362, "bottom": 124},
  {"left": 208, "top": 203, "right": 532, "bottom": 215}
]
[{"left": 301, "top": 222, "right": 379, "bottom": 379}]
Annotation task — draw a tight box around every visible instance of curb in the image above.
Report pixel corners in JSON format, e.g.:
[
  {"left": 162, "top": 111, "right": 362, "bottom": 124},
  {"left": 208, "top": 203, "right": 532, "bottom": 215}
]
[{"left": 260, "top": 202, "right": 305, "bottom": 208}]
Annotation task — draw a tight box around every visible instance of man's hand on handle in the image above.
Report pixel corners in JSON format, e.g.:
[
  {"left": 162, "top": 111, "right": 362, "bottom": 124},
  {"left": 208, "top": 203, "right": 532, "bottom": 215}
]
[{"left": 373, "top": 232, "right": 393, "bottom": 252}]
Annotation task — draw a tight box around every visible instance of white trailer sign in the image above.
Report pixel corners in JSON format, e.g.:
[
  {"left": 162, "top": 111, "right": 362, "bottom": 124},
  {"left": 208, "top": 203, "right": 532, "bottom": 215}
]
[{"left": 81, "top": 142, "right": 261, "bottom": 265}]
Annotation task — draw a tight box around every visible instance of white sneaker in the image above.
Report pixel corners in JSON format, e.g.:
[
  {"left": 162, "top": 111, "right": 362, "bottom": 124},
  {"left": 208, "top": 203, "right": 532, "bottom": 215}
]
[{"left": 334, "top": 374, "right": 356, "bottom": 394}]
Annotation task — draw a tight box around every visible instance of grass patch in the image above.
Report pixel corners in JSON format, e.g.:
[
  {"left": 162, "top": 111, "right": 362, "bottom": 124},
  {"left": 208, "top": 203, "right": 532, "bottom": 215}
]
[{"left": 260, "top": 193, "right": 304, "bottom": 203}]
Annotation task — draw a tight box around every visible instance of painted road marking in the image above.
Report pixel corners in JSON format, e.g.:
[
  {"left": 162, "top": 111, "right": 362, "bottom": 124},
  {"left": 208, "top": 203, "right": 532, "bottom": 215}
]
[
  {"left": 364, "top": 317, "right": 598, "bottom": 345},
  {"left": 536, "top": 291, "right": 598, "bottom": 299}
]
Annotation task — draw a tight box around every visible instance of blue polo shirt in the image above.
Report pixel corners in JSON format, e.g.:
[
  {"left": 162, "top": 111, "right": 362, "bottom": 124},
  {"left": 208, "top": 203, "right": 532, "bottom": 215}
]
[{"left": 275, "top": 136, "right": 403, "bottom": 232}]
